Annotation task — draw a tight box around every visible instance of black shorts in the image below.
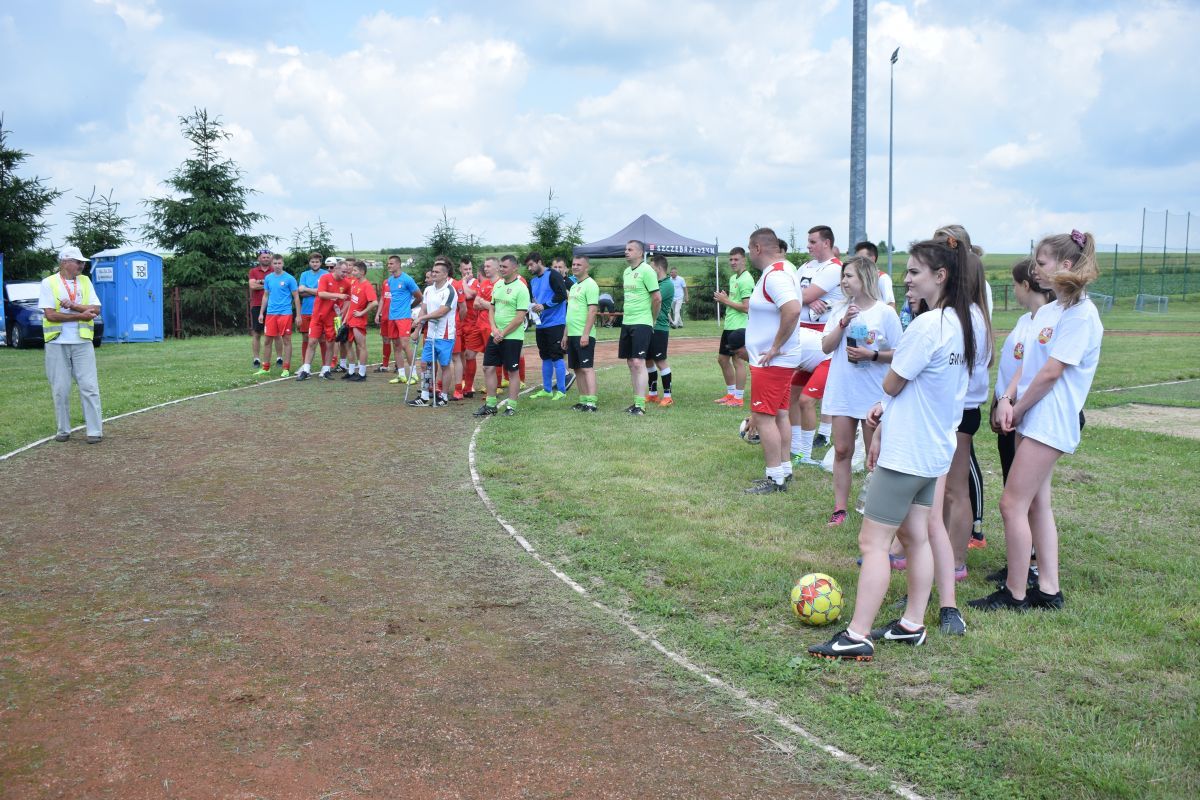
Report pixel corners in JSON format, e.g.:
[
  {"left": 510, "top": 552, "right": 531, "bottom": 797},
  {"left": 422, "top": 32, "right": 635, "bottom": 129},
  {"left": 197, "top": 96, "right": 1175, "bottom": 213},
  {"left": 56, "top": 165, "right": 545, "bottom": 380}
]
[
  {"left": 250, "top": 306, "right": 265, "bottom": 334},
  {"left": 483, "top": 338, "right": 523, "bottom": 372},
  {"left": 957, "top": 406, "right": 982, "bottom": 436},
  {"left": 719, "top": 328, "right": 745, "bottom": 356},
  {"left": 649, "top": 330, "right": 669, "bottom": 361},
  {"left": 535, "top": 324, "right": 565, "bottom": 361},
  {"left": 618, "top": 324, "right": 653, "bottom": 360},
  {"left": 567, "top": 336, "right": 596, "bottom": 370}
]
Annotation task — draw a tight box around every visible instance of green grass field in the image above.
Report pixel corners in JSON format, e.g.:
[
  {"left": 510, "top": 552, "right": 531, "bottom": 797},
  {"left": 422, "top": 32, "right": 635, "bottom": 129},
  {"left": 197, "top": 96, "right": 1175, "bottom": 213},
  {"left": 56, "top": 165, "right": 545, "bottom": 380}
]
[{"left": 473, "top": 322, "right": 1200, "bottom": 799}]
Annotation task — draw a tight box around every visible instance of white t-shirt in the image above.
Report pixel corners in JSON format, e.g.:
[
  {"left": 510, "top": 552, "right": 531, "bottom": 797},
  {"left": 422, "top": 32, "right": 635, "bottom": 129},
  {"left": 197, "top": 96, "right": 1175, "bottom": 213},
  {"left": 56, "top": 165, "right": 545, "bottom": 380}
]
[
  {"left": 422, "top": 282, "right": 458, "bottom": 340},
  {"left": 670, "top": 275, "right": 686, "bottom": 301},
  {"left": 877, "top": 271, "right": 896, "bottom": 305},
  {"left": 797, "top": 257, "right": 844, "bottom": 323},
  {"left": 822, "top": 301, "right": 903, "bottom": 419},
  {"left": 877, "top": 308, "right": 968, "bottom": 478},
  {"left": 963, "top": 304, "right": 993, "bottom": 408},
  {"left": 1016, "top": 298, "right": 1104, "bottom": 454},
  {"left": 794, "top": 327, "right": 830, "bottom": 373},
  {"left": 39, "top": 274, "right": 100, "bottom": 345},
  {"left": 995, "top": 311, "right": 1034, "bottom": 401},
  {"left": 745, "top": 261, "right": 804, "bottom": 368}
]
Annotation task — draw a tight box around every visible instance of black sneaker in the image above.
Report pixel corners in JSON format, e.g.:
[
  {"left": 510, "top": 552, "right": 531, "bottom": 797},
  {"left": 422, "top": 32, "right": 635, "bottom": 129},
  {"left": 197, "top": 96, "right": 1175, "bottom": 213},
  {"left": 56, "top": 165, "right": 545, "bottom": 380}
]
[
  {"left": 318, "top": 371, "right": 335, "bottom": 380},
  {"left": 463, "top": 391, "right": 475, "bottom": 399},
  {"left": 985, "top": 565, "right": 1040, "bottom": 588},
  {"left": 581, "top": 405, "right": 598, "bottom": 413},
  {"left": 252, "top": 358, "right": 261, "bottom": 368},
  {"left": 625, "top": 405, "right": 646, "bottom": 416},
  {"left": 502, "top": 406, "right": 516, "bottom": 416},
  {"left": 473, "top": 404, "right": 498, "bottom": 417},
  {"left": 939, "top": 607, "right": 967, "bottom": 636},
  {"left": 563, "top": 371, "right": 576, "bottom": 392},
  {"left": 373, "top": 365, "right": 389, "bottom": 373},
  {"left": 743, "top": 478, "right": 786, "bottom": 495},
  {"left": 572, "top": 402, "right": 586, "bottom": 411},
  {"left": 968, "top": 585, "right": 1030, "bottom": 612},
  {"left": 813, "top": 432, "right": 829, "bottom": 449},
  {"left": 435, "top": 394, "right": 449, "bottom": 407},
  {"left": 1027, "top": 586, "right": 1065, "bottom": 610},
  {"left": 407, "top": 397, "right": 433, "bottom": 407},
  {"left": 334, "top": 365, "right": 347, "bottom": 373},
  {"left": 341, "top": 372, "right": 354, "bottom": 380},
  {"left": 295, "top": 371, "right": 310, "bottom": 381},
  {"left": 275, "top": 357, "right": 284, "bottom": 366},
  {"left": 808, "top": 630, "right": 874, "bottom": 662},
  {"left": 869, "top": 619, "right": 928, "bottom": 646}
]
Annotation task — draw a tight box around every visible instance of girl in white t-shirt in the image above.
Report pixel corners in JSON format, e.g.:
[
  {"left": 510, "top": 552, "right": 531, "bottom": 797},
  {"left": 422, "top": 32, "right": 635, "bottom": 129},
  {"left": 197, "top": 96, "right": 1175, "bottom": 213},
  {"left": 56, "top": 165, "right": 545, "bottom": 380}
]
[
  {"left": 809, "top": 238, "right": 977, "bottom": 662},
  {"left": 971, "top": 231, "right": 1103, "bottom": 613},
  {"left": 820, "top": 256, "right": 902, "bottom": 527}
]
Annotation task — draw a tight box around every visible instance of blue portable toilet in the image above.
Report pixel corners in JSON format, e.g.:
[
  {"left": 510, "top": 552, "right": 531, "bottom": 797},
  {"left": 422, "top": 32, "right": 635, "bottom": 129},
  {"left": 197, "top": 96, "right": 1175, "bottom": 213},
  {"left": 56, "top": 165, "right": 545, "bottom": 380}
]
[{"left": 90, "top": 246, "right": 164, "bottom": 342}]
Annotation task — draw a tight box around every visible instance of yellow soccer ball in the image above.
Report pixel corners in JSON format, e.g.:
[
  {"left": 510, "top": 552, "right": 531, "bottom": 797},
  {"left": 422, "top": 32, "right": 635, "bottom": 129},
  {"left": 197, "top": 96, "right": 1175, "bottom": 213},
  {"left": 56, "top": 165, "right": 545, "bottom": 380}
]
[{"left": 791, "top": 573, "right": 844, "bottom": 626}]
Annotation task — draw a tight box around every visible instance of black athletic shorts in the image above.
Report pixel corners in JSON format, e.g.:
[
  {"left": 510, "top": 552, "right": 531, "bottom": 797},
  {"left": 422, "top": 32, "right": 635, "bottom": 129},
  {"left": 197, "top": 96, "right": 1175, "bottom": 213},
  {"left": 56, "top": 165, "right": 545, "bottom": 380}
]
[
  {"left": 483, "top": 338, "right": 522, "bottom": 372},
  {"left": 535, "top": 324, "right": 565, "bottom": 361},
  {"left": 719, "top": 327, "right": 746, "bottom": 356},
  {"left": 957, "top": 406, "right": 982, "bottom": 436},
  {"left": 618, "top": 324, "right": 653, "bottom": 360},
  {"left": 567, "top": 335, "right": 596, "bottom": 370},
  {"left": 649, "top": 330, "right": 669, "bottom": 361},
  {"left": 250, "top": 306, "right": 265, "bottom": 334}
]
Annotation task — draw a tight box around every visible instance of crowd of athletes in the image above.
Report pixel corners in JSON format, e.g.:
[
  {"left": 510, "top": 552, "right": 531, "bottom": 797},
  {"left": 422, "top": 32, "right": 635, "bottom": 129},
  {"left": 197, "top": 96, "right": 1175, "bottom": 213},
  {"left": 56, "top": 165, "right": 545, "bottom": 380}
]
[{"left": 247, "top": 220, "right": 1103, "bottom": 662}]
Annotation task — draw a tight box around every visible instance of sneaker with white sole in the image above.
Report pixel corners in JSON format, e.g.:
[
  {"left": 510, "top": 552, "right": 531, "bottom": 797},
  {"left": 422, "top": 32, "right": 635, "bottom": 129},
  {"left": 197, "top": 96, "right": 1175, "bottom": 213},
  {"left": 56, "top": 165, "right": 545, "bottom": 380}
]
[
  {"left": 939, "top": 607, "right": 967, "bottom": 636},
  {"left": 808, "top": 630, "right": 874, "bottom": 662},
  {"left": 868, "top": 619, "right": 928, "bottom": 646}
]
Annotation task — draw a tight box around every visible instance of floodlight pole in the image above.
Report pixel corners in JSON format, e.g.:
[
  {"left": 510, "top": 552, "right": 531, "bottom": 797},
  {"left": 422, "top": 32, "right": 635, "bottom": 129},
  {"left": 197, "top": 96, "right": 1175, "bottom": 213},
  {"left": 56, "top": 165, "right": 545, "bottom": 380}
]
[
  {"left": 887, "top": 47, "right": 899, "bottom": 276},
  {"left": 849, "top": 0, "right": 868, "bottom": 246}
]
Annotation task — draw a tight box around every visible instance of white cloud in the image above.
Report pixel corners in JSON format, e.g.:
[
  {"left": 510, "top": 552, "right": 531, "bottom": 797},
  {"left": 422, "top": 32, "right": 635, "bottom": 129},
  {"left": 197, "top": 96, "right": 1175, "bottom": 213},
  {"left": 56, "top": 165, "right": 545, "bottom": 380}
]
[{"left": 92, "top": 0, "right": 162, "bottom": 32}]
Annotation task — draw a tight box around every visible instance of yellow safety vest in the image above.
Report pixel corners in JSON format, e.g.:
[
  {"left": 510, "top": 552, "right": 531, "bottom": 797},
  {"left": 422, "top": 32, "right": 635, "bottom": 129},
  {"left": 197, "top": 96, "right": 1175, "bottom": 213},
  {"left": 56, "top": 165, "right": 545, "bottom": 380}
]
[{"left": 44, "top": 274, "right": 96, "bottom": 342}]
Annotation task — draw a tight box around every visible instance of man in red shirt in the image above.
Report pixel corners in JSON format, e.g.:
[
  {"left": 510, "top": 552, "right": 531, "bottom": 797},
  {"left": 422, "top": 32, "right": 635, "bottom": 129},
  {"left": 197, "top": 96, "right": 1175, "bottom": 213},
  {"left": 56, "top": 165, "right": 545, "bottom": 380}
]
[
  {"left": 247, "top": 248, "right": 272, "bottom": 367},
  {"left": 447, "top": 258, "right": 470, "bottom": 400},
  {"left": 460, "top": 257, "right": 487, "bottom": 397},
  {"left": 342, "top": 260, "right": 378, "bottom": 382},
  {"left": 374, "top": 271, "right": 393, "bottom": 372},
  {"left": 296, "top": 260, "right": 351, "bottom": 381}
]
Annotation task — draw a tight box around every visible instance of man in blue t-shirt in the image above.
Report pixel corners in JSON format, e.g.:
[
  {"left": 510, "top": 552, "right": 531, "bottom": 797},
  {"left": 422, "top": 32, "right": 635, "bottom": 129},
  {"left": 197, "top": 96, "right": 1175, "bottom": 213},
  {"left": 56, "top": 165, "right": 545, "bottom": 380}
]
[
  {"left": 383, "top": 254, "right": 423, "bottom": 384},
  {"left": 257, "top": 254, "right": 301, "bottom": 376},
  {"left": 297, "top": 252, "right": 329, "bottom": 371},
  {"left": 526, "top": 251, "right": 569, "bottom": 398}
]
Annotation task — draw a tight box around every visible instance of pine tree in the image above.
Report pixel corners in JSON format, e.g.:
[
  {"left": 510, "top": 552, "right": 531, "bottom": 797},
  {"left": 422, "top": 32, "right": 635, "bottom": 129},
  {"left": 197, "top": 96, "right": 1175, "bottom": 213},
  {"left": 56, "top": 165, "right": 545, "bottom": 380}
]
[
  {"left": 0, "top": 116, "right": 63, "bottom": 280},
  {"left": 142, "top": 108, "right": 271, "bottom": 331},
  {"left": 66, "top": 187, "right": 131, "bottom": 258},
  {"left": 285, "top": 219, "right": 336, "bottom": 275}
]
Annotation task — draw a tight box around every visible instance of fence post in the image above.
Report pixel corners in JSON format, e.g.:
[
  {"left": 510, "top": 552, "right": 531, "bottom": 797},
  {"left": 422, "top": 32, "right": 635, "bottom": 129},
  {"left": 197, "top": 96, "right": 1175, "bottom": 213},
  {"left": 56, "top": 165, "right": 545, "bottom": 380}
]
[
  {"left": 1137, "top": 208, "right": 1146, "bottom": 297},
  {"left": 1161, "top": 211, "right": 1169, "bottom": 296},
  {"left": 1185, "top": 212, "right": 1191, "bottom": 300},
  {"left": 1112, "top": 244, "right": 1119, "bottom": 299}
]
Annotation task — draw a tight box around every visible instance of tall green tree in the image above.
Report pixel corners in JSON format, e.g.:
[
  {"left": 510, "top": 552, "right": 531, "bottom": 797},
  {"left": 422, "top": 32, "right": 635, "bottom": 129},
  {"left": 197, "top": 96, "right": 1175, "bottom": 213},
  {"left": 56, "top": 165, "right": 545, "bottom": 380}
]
[
  {"left": 415, "top": 207, "right": 479, "bottom": 281},
  {"left": 524, "top": 188, "right": 583, "bottom": 265},
  {"left": 66, "top": 187, "right": 132, "bottom": 258},
  {"left": 285, "top": 219, "right": 336, "bottom": 275},
  {"left": 0, "top": 116, "right": 63, "bottom": 280},
  {"left": 142, "top": 108, "right": 270, "bottom": 332}
]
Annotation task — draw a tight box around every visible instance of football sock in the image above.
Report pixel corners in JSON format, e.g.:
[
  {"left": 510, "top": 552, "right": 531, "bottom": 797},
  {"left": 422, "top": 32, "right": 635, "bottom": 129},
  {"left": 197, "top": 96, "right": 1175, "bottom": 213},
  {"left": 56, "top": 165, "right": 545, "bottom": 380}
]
[
  {"left": 358, "top": 364, "right": 366, "bottom": 376},
  {"left": 320, "top": 365, "right": 330, "bottom": 375},
  {"left": 781, "top": 460, "right": 793, "bottom": 477},
  {"left": 463, "top": 357, "right": 477, "bottom": 391},
  {"left": 518, "top": 357, "right": 526, "bottom": 382},
  {"left": 542, "top": 361, "right": 554, "bottom": 391},
  {"left": 900, "top": 617, "right": 923, "bottom": 632},
  {"left": 553, "top": 359, "right": 566, "bottom": 392},
  {"left": 726, "top": 384, "right": 736, "bottom": 395},
  {"left": 766, "top": 465, "right": 786, "bottom": 485},
  {"left": 733, "top": 388, "right": 744, "bottom": 399},
  {"left": 845, "top": 627, "right": 868, "bottom": 642},
  {"left": 647, "top": 366, "right": 658, "bottom": 394},
  {"left": 797, "top": 429, "right": 815, "bottom": 458},
  {"left": 301, "top": 362, "right": 311, "bottom": 373},
  {"left": 382, "top": 342, "right": 392, "bottom": 367},
  {"left": 486, "top": 396, "right": 498, "bottom": 408},
  {"left": 283, "top": 362, "right": 290, "bottom": 371},
  {"left": 818, "top": 421, "right": 832, "bottom": 437},
  {"left": 660, "top": 368, "right": 672, "bottom": 394},
  {"left": 634, "top": 395, "right": 645, "bottom": 408},
  {"left": 340, "top": 359, "right": 348, "bottom": 369}
]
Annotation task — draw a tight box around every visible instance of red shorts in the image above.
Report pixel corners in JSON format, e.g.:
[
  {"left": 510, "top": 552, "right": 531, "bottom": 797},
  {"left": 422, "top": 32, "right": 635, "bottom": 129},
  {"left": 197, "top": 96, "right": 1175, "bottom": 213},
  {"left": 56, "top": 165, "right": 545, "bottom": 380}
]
[
  {"left": 299, "top": 314, "right": 312, "bottom": 333},
  {"left": 749, "top": 365, "right": 794, "bottom": 414},
  {"left": 800, "top": 320, "right": 825, "bottom": 332},
  {"left": 452, "top": 334, "right": 464, "bottom": 354},
  {"left": 791, "top": 359, "right": 830, "bottom": 399},
  {"left": 379, "top": 319, "right": 396, "bottom": 339},
  {"left": 264, "top": 314, "right": 293, "bottom": 337},
  {"left": 346, "top": 318, "right": 367, "bottom": 332},
  {"left": 393, "top": 318, "right": 413, "bottom": 338},
  {"left": 461, "top": 327, "right": 487, "bottom": 353},
  {"left": 308, "top": 315, "right": 335, "bottom": 341}
]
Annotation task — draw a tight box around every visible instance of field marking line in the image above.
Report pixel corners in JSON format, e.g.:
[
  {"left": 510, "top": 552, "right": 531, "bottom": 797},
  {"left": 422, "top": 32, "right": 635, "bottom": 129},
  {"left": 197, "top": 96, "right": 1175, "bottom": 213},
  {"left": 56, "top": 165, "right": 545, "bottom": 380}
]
[
  {"left": 466, "top": 424, "right": 927, "bottom": 800},
  {"left": 1094, "top": 377, "right": 1200, "bottom": 393}
]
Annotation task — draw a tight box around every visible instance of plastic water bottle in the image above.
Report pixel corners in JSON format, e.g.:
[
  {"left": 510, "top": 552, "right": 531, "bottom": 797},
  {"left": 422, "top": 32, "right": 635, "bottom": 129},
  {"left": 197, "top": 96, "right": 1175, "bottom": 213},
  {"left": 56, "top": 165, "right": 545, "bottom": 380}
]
[
  {"left": 847, "top": 321, "right": 870, "bottom": 368},
  {"left": 899, "top": 303, "right": 912, "bottom": 330},
  {"left": 855, "top": 470, "right": 873, "bottom": 514}
]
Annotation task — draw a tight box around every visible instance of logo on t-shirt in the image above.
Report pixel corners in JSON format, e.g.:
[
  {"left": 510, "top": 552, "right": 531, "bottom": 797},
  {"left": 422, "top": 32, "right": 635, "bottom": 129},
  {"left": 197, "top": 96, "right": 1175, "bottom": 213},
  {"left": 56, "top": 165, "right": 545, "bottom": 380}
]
[
  {"left": 1014, "top": 342, "right": 1025, "bottom": 360},
  {"left": 1038, "top": 327, "right": 1054, "bottom": 344},
  {"left": 865, "top": 330, "right": 878, "bottom": 345}
]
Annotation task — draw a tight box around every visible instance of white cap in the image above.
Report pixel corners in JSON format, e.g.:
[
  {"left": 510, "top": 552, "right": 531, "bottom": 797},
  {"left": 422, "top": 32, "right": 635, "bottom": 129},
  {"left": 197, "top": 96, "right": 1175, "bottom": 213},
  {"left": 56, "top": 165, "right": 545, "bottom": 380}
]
[
  {"left": 324, "top": 257, "right": 338, "bottom": 266},
  {"left": 58, "top": 245, "right": 89, "bottom": 262}
]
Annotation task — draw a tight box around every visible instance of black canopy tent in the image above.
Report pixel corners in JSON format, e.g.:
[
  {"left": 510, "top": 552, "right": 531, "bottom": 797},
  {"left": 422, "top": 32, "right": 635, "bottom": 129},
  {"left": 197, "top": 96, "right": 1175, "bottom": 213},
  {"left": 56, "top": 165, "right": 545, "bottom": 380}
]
[{"left": 573, "top": 214, "right": 723, "bottom": 320}]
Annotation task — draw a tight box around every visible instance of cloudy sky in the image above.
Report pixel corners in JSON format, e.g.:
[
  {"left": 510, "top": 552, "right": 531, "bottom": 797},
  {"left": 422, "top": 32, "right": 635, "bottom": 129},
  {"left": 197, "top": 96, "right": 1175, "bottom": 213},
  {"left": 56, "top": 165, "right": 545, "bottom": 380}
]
[{"left": 4, "top": 0, "right": 1199, "bottom": 255}]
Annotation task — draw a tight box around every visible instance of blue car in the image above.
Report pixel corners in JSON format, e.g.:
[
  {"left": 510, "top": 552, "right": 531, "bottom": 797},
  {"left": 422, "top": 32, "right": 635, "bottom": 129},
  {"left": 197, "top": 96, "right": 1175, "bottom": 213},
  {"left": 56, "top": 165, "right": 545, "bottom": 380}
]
[{"left": 4, "top": 281, "right": 104, "bottom": 348}]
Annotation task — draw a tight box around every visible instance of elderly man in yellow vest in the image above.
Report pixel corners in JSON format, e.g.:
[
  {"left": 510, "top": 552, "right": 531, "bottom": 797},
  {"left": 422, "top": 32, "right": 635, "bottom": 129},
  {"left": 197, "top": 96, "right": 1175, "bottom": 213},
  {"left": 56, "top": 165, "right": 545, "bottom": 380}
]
[{"left": 39, "top": 246, "right": 104, "bottom": 443}]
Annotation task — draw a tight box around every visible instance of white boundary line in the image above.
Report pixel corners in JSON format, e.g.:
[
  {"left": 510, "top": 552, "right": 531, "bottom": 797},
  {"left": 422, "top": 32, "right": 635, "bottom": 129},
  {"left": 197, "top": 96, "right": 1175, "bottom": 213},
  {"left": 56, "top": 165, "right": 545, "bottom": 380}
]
[
  {"left": 467, "top": 424, "right": 927, "bottom": 800},
  {"left": 1094, "top": 377, "right": 1200, "bottom": 393},
  {"left": 0, "top": 373, "right": 295, "bottom": 463}
]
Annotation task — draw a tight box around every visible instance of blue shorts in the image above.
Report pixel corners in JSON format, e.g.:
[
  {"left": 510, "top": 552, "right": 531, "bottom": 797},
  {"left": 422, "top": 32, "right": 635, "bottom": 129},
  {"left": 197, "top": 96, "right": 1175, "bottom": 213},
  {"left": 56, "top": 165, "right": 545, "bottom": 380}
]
[{"left": 422, "top": 338, "right": 453, "bottom": 366}]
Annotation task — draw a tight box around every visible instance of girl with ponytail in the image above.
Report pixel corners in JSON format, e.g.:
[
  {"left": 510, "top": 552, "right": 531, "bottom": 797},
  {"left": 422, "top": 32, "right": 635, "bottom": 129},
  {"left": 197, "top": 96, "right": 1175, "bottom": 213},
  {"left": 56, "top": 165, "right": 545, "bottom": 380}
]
[
  {"left": 970, "top": 230, "right": 1103, "bottom": 613},
  {"left": 809, "top": 238, "right": 975, "bottom": 662}
]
